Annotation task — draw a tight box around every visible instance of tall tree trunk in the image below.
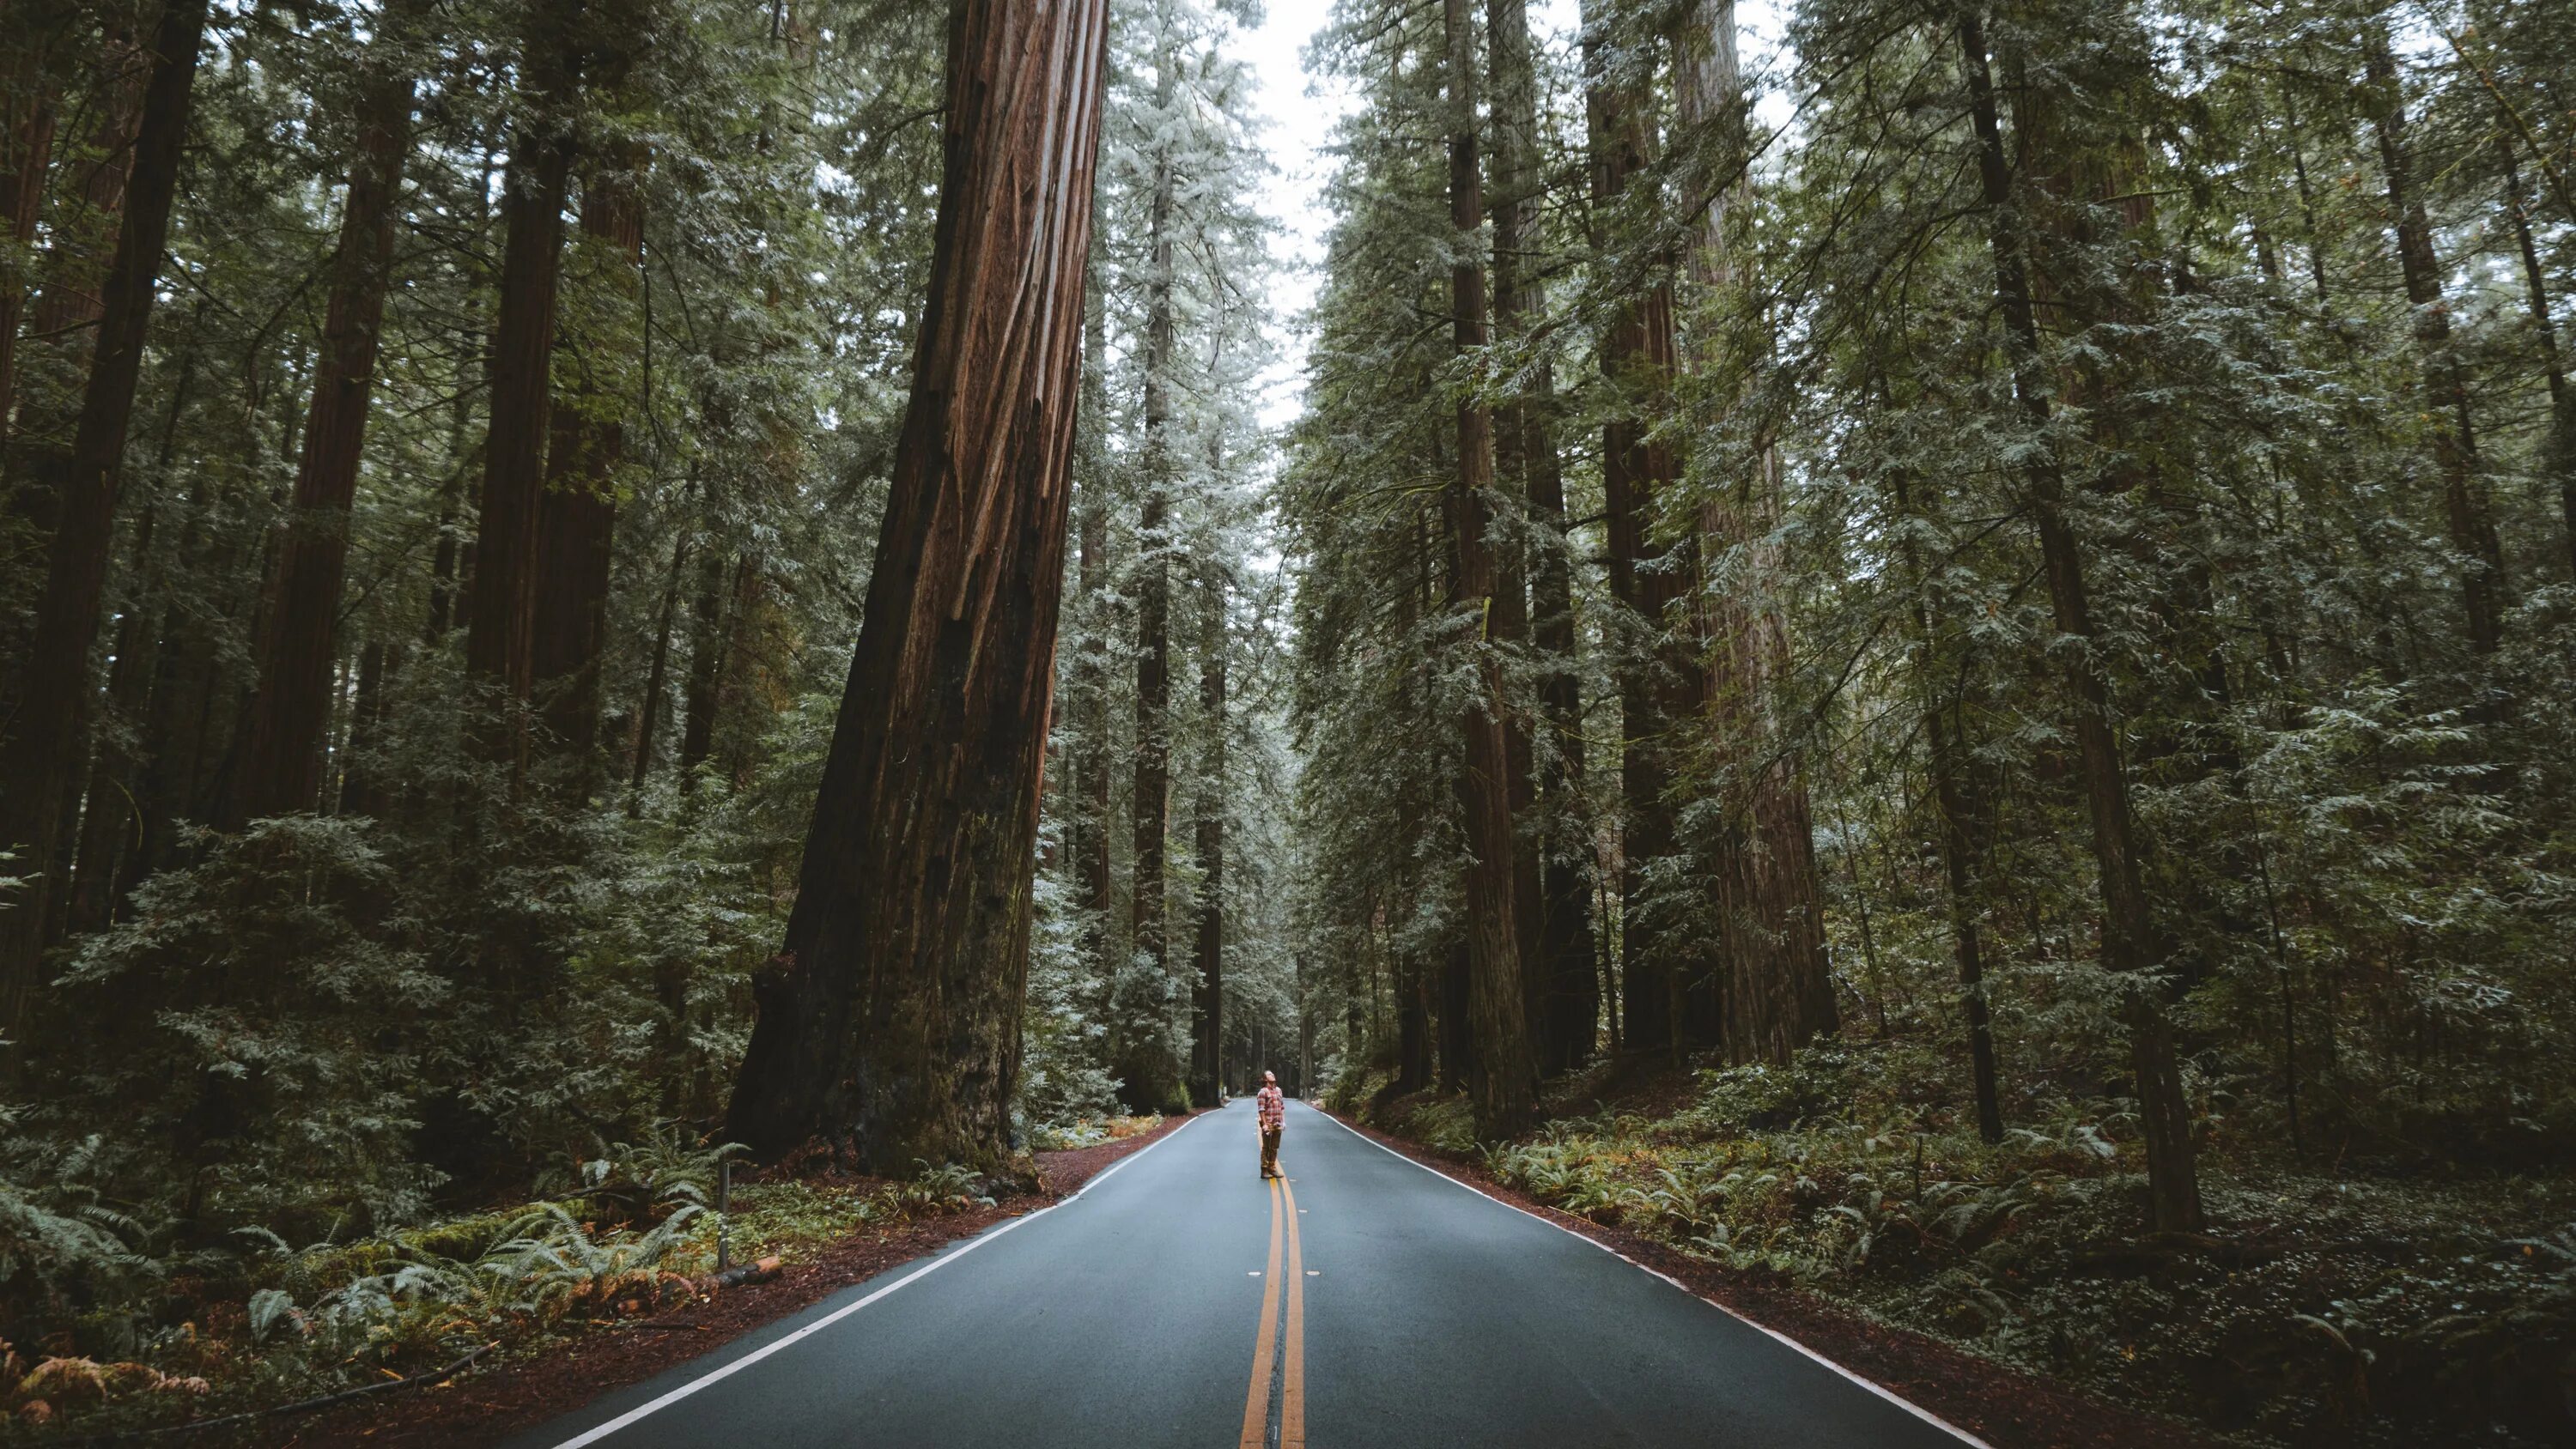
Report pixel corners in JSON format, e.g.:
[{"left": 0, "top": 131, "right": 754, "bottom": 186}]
[
  {"left": 676, "top": 543, "right": 726, "bottom": 788},
  {"left": 1188, "top": 573, "right": 1225, "bottom": 1108},
  {"left": 1072, "top": 270, "right": 1113, "bottom": 929},
  {"left": 229, "top": 3, "right": 422, "bottom": 824},
  {"left": 340, "top": 633, "right": 389, "bottom": 816},
  {"left": 628, "top": 531, "right": 688, "bottom": 797},
  {"left": 1960, "top": 5, "right": 2199, "bottom": 1232},
  {"left": 1485, "top": 0, "right": 1564, "bottom": 1076},
  {"left": 2364, "top": 34, "right": 2504, "bottom": 658},
  {"left": 1437, "top": 936, "right": 1472, "bottom": 1093},
  {"left": 1527, "top": 413, "right": 1595, "bottom": 1071},
  {"left": 64, "top": 495, "right": 160, "bottom": 932},
  {"left": 1583, "top": 3, "right": 1689, "bottom": 1054},
  {"left": 462, "top": 1, "right": 585, "bottom": 749},
  {"left": 4, "top": 18, "right": 144, "bottom": 687},
  {"left": 530, "top": 142, "right": 647, "bottom": 777},
  {"left": 1892, "top": 462, "right": 2003, "bottom": 1143},
  {"left": 1122, "top": 47, "right": 1180, "bottom": 1110},
  {"left": 1446, "top": 0, "right": 1534, "bottom": 1138},
  {"left": 7, "top": 15, "right": 142, "bottom": 440},
  {"left": 0, "top": 0, "right": 208, "bottom": 1046},
  {"left": 2499, "top": 142, "right": 2574, "bottom": 578},
  {"left": 721, "top": 0, "right": 1108, "bottom": 1170},
  {"left": 1394, "top": 942, "right": 1431, "bottom": 1094},
  {"left": 1679, "top": 0, "right": 1834, "bottom": 1064},
  {"left": 0, "top": 0, "right": 68, "bottom": 439}
]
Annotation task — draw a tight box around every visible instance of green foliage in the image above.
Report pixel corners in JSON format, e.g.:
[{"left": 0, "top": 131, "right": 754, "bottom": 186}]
[
  {"left": 0, "top": 1175, "right": 159, "bottom": 1316},
  {"left": 1475, "top": 1054, "right": 2576, "bottom": 1446},
  {"left": 46, "top": 818, "right": 447, "bottom": 1237},
  {"left": 560, "top": 1124, "right": 744, "bottom": 1229}
]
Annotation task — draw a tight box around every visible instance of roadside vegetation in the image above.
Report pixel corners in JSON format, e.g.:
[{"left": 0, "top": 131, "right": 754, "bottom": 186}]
[
  {"left": 0, "top": 1130, "right": 1020, "bottom": 1439},
  {"left": 1334, "top": 1057, "right": 2576, "bottom": 1447}
]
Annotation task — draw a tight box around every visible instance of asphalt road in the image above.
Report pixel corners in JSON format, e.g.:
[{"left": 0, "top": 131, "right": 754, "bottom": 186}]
[{"left": 513, "top": 1099, "right": 1980, "bottom": 1448}]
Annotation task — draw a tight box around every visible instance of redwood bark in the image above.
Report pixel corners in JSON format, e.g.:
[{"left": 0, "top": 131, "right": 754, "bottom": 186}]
[
  {"left": 1446, "top": 0, "right": 1535, "bottom": 1138},
  {"left": 1483, "top": 0, "right": 1563, "bottom": 1075},
  {"left": 230, "top": 3, "right": 423, "bottom": 823},
  {"left": 2365, "top": 35, "right": 2504, "bottom": 657},
  {"left": 3, "top": 19, "right": 143, "bottom": 677},
  {"left": 531, "top": 146, "right": 647, "bottom": 773},
  {"left": 0, "top": 0, "right": 209, "bottom": 1042},
  {"left": 721, "top": 0, "right": 1109, "bottom": 1170},
  {"left": 1679, "top": 0, "right": 1834, "bottom": 1064},
  {"left": 1583, "top": 3, "right": 1689, "bottom": 1053},
  {"left": 1127, "top": 49, "right": 1180, "bottom": 1097},
  {"left": 463, "top": 2, "right": 585, "bottom": 742},
  {"left": 1502, "top": 198, "right": 1593, "bottom": 1073},
  {"left": 1960, "top": 6, "right": 2198, "bottom": 1231}
]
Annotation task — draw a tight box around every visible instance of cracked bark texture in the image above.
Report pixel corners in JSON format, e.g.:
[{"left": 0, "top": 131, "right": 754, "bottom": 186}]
[{"left": 724, "top": 0, "right": 1109, "bottom": 1172}]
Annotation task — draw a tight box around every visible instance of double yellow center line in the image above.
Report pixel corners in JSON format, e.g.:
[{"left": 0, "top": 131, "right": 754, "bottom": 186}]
[{"left": 1238, "top": 1173, "right": 1305, "bottom": 1449}]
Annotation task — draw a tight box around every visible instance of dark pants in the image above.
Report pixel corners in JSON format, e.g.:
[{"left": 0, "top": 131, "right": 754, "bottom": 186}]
[{"left": 1260, "top": 1126, "right": 1282, "bottom": 1177}]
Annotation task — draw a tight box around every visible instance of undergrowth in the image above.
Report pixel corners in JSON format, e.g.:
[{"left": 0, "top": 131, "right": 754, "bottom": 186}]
[
  {"left": 0, "top": 1138, "right": 999, "bottom": 1440},
  {"left": 1334, "top": 1046, "right": 2576, "bottom": 1448}
]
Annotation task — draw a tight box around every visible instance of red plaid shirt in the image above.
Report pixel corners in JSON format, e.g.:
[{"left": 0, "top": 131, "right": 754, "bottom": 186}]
[{"left": 1255, "top": 1084, "right": 1285, "bottom": 1131}]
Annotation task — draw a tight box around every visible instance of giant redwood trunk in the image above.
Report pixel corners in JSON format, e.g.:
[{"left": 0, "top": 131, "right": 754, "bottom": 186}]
[
  {"left": 1119, "top": 51, "right": 1181, "bottom": 1112},
  {"left": 1678, "top": 0, "right": 1834, "bottom": 1064},
  {"left": 2364, "top": 36, "right": 2505, "bottom": 656},
  {"left": 229, "top": 3, "right": 422, "bottom": 824},
  {"left": 531, "top": 144, "right": 647, "bottom": 774},
  {"left": 463, "top": 3, "right": 584, "bottom": 743},
  {"left": 1961, "top": 7, "right": 2198, "bottom": 1231},
  {"left": 1445, "top": 0, "right": 1535, "bottom": 1138},
  {"left": 721, "top": 0, "right": 1108, "bottom": 1170},
  {"left": 3, "top": 19, "right": 144, "bottom": 684},
  {"left": 1582, "top": 3, "right": 1689, "bottom": 1054},
  {"left": 1492, "top": 0, "right": 1595, "bottom": 1072},
  {"left": 0, "top": 0, "right": 208, "bottom": 1045},
  {"left": 1484, "top": 0, "right": 1571, "bottom": 1076}
]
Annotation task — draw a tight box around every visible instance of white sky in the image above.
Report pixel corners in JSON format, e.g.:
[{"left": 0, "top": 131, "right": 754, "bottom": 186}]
[
  {"left": 1239, "top": 0, "right": 1354, "bottom": 431},
  {"left": 1235, "top": 0, "right": 1791, "bottom": 432}
]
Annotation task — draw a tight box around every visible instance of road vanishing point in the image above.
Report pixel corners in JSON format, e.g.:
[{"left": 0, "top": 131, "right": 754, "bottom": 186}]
[{"left": 517, "top": 1099, "right": 1983, "bottom": 1448}]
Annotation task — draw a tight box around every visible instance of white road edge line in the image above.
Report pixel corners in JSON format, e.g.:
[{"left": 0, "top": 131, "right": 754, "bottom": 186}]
[
  {"left": 544, "top": 1113, "right": 1204, "bottom": 1449},
  {"left": 1309, "top": 1105, "right": 2001, "bottom": 1449}
]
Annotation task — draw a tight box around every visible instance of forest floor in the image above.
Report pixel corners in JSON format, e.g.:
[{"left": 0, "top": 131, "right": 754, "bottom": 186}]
[
  {"left": 1328, "top": 1051, "right": 2576, "bottom": 1449},
  {"left": 16, "top": 1113, "right": 1200, "bottom": 1447}
]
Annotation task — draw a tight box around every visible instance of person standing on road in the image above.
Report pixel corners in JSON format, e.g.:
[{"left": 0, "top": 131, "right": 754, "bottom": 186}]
[{"left": 1255, "top": 1071, "right": 1285, "bottom": 1179}]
